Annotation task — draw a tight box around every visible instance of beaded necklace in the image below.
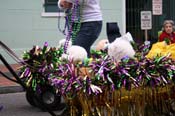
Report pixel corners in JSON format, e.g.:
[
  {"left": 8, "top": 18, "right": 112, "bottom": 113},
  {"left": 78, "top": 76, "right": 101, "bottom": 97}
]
[{"left": 63, "top": 0, "right": 83, "bottom": 53}]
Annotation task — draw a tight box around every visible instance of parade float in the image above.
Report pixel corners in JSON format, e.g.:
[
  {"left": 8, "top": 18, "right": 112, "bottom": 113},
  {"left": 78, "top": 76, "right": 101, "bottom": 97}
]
[{"left": 19, "top": 38, "right": 175, "bottom": 116}]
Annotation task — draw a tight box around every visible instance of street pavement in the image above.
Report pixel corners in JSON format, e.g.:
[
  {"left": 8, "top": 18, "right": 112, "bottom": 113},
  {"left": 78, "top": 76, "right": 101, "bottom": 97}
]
[
  {"left": 0, "top": 64, "right": 24, "bottom": 94},
  {"left": 0, "top": 92, "right": 65, "bottom": 116}
]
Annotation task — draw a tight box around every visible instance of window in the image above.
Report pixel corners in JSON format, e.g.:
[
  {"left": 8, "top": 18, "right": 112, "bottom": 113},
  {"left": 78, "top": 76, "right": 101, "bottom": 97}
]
[{"left": 42, "top": 0, "right": 65, "bottom": 17}]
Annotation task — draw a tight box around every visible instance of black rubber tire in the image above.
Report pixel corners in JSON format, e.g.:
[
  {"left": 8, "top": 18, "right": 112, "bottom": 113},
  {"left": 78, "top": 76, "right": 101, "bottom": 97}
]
[
  {"left": 25, "top": 89, "right": 37, "bottom": 107},
  {"left": 35, "top": 88, "right": 62, "bottom": 111}
]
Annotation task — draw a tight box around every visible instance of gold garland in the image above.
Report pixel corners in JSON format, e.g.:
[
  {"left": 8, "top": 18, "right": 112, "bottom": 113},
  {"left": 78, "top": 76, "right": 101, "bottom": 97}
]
[{"left": 63, "top": 85, "right": 175, "bottom": 116}]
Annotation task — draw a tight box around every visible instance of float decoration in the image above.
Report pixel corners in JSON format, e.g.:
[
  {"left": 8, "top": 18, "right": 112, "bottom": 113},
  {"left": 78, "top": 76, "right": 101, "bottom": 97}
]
[
  {"left": 19, "top": 42, "right": 175, "bottom": 116},
  {"left": 19, "top": 42, "right": 64, "bottom": 92}
]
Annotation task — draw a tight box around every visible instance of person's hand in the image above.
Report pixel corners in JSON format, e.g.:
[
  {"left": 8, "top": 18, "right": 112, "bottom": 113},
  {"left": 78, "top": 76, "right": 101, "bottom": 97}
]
[{"left": 59, "top": 0, "right": 72, "bottom": 9}]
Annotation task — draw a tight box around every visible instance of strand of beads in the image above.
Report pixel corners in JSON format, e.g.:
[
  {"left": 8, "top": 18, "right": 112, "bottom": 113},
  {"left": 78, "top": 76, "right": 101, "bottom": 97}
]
[
  {"left": 63, "top": 0, "right": 80, "bottom": 53},
  {"left": 71, "top": 2, "right": 81, "bottom": 44},
  {"left": 64, "top": 0, "right": 78, "bottom": 53},
  {"left": 71, "top": 0, "right": 85, "bottom": 43}
]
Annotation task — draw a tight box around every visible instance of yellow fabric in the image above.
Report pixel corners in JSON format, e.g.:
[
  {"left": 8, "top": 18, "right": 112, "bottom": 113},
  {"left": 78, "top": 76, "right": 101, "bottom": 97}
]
[
  {"left": 146, "top": 41, "right": 175, "bottom": 59},
  {"left": 166, "top": 43, "right": 175, "bottom": 59}
]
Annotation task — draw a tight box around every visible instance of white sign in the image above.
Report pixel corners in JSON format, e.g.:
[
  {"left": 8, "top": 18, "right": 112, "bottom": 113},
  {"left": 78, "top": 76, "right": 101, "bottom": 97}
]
[
  {"left": 152, "top": 0, "right": 162, "bottom": 15},
  {"left": 141, "top": 11, "right": 152, "bottom": 30}
]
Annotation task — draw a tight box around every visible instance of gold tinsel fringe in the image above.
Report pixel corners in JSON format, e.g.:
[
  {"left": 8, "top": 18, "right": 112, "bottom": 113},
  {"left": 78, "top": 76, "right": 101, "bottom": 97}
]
[{"left": 64, "top": 85, "right": 175, "bottom": 116}]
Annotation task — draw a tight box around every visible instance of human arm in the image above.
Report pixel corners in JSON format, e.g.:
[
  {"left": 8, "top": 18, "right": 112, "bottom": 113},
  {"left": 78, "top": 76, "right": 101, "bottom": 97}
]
[
  {"left": 62, "top": 0, "right": 85, "bottom": 6},
  {"left": 57, "top": 0, "right": 73, "bottom": 9}
]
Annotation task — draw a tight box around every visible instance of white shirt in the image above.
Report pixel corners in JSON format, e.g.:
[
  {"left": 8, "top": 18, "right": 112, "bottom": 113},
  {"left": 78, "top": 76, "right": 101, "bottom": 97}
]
[{"left": 58, "top": 0, "right": 102, "bottom": 22}]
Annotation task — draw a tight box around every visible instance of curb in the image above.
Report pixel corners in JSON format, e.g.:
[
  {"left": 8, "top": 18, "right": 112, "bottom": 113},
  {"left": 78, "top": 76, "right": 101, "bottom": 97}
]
[{"left": 0, "top": 85, "right": 24, "bottom": 94}]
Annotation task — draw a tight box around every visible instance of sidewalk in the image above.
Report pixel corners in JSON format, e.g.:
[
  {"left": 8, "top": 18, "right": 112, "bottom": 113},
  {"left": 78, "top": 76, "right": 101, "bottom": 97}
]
[{"left": 0, "top": 64, "right": 24, "bottom": 94}]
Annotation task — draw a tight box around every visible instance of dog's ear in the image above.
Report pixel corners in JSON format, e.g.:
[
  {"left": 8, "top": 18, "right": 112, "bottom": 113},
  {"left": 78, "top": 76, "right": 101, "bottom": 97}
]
[
  {"left": 106, "top": 22, "right": 121, "bottom": 43},
  {"left": 122, "top": 32, "right": 134, "bottom": 42}
]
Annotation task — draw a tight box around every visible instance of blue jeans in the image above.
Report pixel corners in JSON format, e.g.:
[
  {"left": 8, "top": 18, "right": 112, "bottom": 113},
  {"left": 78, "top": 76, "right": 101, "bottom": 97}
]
[{"left": 73, "top": 21, "right": 102, "bottom": 57}]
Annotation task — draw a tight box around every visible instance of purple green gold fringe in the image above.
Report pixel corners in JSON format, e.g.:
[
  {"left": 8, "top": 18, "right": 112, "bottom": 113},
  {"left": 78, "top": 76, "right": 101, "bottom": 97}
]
[{"left": 19, "top": 42, "right": 175, "bottom": 116}]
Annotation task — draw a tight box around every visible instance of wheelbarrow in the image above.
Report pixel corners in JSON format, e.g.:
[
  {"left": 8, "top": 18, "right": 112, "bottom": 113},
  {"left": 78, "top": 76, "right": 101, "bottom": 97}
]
[{"left": 0, "top": 41, "right": 63, "bottom": 116}]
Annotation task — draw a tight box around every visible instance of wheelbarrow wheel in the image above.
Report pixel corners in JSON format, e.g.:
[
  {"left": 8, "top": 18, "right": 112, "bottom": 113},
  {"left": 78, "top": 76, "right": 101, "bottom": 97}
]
[
  {"left": 26, "top": 86, "right": 62, "bottom": 111},
  {"left": 25, "top": 89, "right": 37, "bottom": 107},
  {"left": 36, "top": 90, "right": 62, "bottom": 111}
]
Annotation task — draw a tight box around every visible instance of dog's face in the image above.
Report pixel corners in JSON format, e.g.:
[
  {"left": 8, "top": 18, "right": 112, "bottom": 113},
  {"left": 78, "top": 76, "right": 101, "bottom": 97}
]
[{"left": 96, "top": 39, "right": 109, "bottom": 51}]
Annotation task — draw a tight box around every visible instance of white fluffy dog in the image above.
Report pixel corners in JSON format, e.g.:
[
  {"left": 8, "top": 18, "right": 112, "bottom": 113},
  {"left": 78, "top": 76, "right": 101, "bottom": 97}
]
[
  {"left": 108, "top": 32, "right": 135, "bottom": 62},
  {"left": 58, "top": 39, "right": 88, "bottom": 63}
]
